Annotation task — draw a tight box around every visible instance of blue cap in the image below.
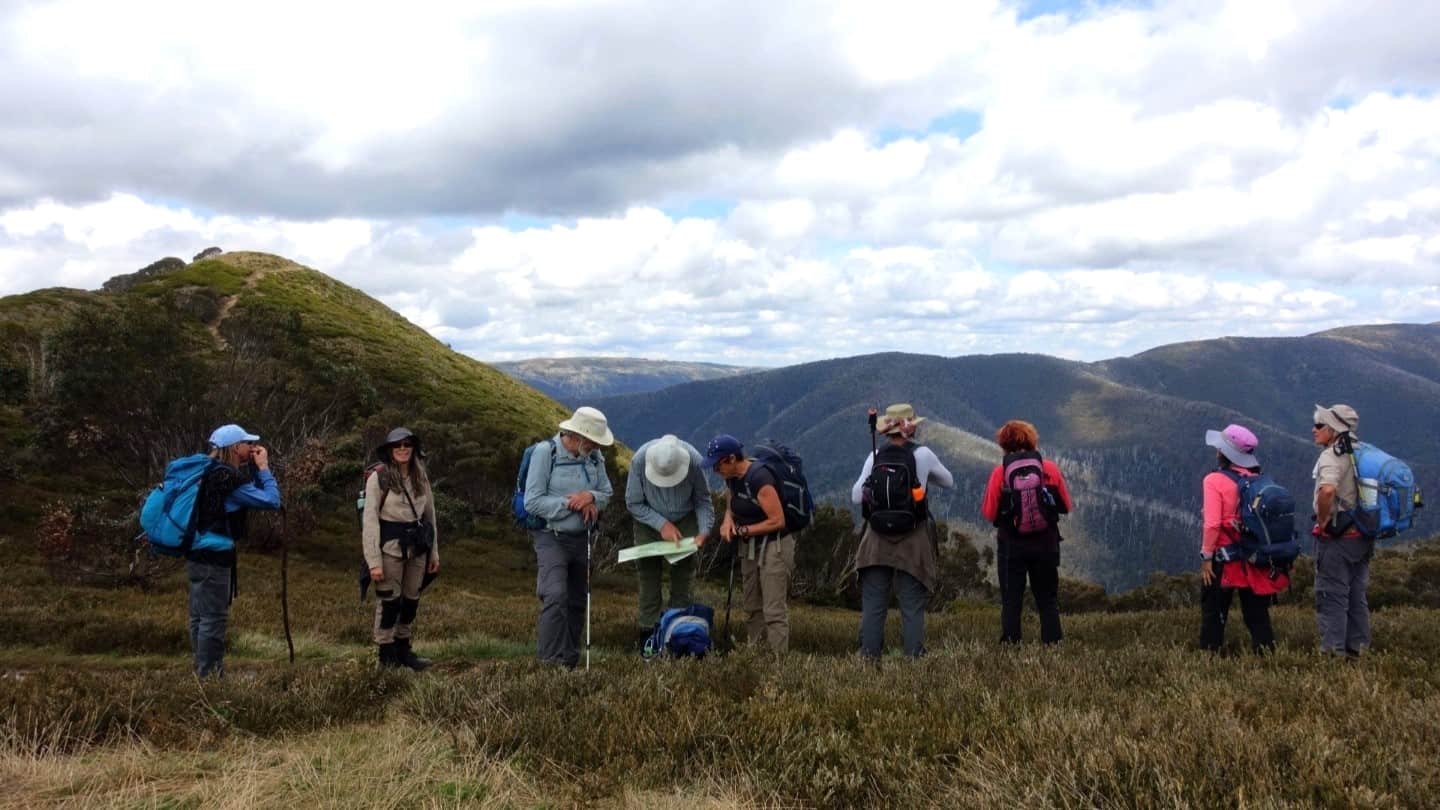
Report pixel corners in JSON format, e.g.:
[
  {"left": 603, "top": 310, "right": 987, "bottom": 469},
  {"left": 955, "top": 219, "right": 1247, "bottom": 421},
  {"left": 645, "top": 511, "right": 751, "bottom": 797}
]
[
  {"left": 703, "top": 434, "right": 743, "bottom": 468},
  {"left": 209, "top": 424, "right": 260, "bottom": 448}
]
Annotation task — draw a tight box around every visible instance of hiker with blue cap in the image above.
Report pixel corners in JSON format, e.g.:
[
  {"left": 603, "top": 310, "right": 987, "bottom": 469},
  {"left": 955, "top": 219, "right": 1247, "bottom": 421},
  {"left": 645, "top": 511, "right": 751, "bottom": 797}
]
[
  {"left": 705, "top": 433, "right": 794, "bottom": 654},
  {"left": 625, "top": 434, "right": 715, "bottom": 644},
  {"left": 187, "top": 423, "right": 282, "bottom": 676}
]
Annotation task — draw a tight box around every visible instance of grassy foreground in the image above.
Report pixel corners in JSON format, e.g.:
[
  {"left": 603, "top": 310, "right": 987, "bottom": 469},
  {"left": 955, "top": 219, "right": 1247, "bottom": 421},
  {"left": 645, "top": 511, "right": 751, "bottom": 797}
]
[{"left": 2, "top": 534, "right": 1439, "bottom": 808}]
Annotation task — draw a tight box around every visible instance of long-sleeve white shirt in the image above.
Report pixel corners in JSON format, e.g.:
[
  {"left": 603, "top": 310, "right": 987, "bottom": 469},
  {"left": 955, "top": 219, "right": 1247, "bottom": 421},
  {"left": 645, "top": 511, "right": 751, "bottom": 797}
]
[{"left": 850, "top": 444, "right": 954, "bottom": 504}]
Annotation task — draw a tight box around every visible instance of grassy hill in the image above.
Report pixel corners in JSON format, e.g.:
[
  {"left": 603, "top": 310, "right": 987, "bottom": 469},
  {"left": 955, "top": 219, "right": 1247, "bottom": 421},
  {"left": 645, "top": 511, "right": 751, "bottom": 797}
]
[{"left": 595, "top": 329, "right": 1440, "bottom": 590}]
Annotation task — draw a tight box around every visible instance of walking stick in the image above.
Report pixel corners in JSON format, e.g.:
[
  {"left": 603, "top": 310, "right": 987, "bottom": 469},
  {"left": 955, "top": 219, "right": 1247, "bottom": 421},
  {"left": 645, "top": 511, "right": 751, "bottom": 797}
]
[{"left": 280, "top": 506, "right": 294, "bottom": 666}]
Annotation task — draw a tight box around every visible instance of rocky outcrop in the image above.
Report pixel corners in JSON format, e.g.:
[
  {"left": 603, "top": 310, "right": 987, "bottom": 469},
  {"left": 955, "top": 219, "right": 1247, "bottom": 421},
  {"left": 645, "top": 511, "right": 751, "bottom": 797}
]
[{"left": 193, "top": 247, "right": 223, "bottom": 262}]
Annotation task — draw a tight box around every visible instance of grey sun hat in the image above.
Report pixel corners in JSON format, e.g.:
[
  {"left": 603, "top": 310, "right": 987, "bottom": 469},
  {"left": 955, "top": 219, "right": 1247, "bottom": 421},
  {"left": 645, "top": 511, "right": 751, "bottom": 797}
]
[
  {"left": 1314, "top": 404, "right": 1358, "bottom": 435},
  {"left": 559, "top": 406, "right": 614, "bottom": 446},
  {"left": 1205, "top": 424, "right": 1259, "bottom": 468},
  {"left": 375, "top": 427, "right": 422, "bottom": 461},
  {"left": 643, "top": 435, "right": 691, "bottom": 488}
]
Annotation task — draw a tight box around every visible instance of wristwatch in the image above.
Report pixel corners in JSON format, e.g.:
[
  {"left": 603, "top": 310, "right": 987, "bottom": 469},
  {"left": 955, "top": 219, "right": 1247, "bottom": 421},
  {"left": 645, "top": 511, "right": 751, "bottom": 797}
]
[{"left": 736, "top": 525, "right": 749, "bottom": 538}]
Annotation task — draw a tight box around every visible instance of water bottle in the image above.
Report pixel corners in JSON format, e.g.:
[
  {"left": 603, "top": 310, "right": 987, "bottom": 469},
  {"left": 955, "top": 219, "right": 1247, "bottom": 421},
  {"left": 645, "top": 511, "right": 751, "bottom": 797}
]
[{"left": 1358, "top": 477, "right": 1379, "bottom": 510}]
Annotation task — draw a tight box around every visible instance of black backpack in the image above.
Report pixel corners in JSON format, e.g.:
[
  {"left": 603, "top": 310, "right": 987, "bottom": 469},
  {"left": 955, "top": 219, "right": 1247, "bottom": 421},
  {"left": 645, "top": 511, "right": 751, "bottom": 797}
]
[
  {"left": 751, "top": 442, "right": 814, "bottom": 534},
  {"left": 863, "top": 442, "right": 927, "bottom": 535}
]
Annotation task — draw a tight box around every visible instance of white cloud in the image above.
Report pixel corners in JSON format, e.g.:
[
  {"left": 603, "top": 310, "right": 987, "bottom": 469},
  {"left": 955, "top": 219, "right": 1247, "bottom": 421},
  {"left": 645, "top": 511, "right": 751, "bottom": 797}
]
[{"left": 1, "top": 0, "right": 1439, "bottom": 364}]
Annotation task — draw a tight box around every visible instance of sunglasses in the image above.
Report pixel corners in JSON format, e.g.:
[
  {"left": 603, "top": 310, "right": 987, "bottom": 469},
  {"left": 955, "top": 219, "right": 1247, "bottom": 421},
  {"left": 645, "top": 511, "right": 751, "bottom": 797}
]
[
  {"left": 393, "top": 441, "right": 415, "bottom": 449},
  {"left": 1312, "top": 424, "right": 1327, "bottom": 430}
]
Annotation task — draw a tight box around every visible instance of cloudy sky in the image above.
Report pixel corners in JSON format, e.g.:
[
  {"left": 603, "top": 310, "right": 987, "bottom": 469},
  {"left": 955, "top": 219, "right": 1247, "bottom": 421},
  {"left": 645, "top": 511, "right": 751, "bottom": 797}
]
[{"left": 1, "top": 0, "right": 1438, "bottom": 366}]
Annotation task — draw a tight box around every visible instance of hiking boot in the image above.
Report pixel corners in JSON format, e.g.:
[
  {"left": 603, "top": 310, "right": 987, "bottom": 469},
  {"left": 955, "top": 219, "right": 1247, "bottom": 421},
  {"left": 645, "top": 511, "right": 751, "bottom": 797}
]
[
  {"left": 377, "top": 642, "right": 401, "bottom": 669},
  {"left": 394, "top": 637, "right": 431, "bottom": 671}
]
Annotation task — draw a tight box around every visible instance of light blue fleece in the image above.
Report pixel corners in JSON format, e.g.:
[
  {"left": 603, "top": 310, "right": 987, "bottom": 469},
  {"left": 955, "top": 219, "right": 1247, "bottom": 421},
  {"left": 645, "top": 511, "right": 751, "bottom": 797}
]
[{"left": 523, "top": 434, "right": 613, "bottom": 534}]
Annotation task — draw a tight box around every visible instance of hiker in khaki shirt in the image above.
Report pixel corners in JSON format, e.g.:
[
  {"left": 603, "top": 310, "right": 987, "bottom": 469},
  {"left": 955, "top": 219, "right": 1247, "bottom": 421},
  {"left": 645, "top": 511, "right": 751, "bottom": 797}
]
[
  {"left": 1310, "top": 404, "right": 1371, "bottom": 658},
  {"left": 363, "top": 427, "right": 439, "bottom": 671}
]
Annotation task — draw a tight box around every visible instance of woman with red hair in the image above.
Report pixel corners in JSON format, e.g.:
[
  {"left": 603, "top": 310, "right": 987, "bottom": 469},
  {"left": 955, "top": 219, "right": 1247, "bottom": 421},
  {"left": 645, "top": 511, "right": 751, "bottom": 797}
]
[{"left": 980, "top": 419, "right": 1073, "bottom": 644}]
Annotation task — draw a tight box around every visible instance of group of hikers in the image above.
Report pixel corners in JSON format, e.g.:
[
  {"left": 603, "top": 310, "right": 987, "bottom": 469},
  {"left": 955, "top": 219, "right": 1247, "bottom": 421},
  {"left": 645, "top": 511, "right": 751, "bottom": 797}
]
[{"left": 162, "top": 399, "right": 1407, "bottom": 676}]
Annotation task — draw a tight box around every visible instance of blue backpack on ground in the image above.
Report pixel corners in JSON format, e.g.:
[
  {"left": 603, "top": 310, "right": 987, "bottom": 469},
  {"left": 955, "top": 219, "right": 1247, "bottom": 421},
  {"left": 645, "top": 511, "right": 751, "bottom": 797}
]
[
  {"left": 642, "top": 604, "right": 715, "bottom": 659},
  {"left": 1217, "top": 470, "right": 1300, "bottom": 575},
  {"left": 139, "top": 454, "right": 215, "bottom": 556},
  {"left": 511, "top": 439, "right": 556, "bottom": 530},
  {"left": 1347, "top": 442, "right": 1423, "bottom": 539},
  {"left": 752, "top": 442, "right": 815, "bottom": 533}
]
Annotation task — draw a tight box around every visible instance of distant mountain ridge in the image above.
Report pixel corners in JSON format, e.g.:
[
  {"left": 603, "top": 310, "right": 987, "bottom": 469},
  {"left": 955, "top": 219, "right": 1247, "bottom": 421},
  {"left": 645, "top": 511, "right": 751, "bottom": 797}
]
[
  {"left": 593, "top": 325, "right": 1440, "bottom": 590},
  {"left": 493, "top": 357, "right": 756, "bottom": 404}
]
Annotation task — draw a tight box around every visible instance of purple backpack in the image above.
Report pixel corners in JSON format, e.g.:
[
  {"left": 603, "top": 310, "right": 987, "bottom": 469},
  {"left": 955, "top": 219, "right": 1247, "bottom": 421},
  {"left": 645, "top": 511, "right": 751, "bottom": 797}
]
[{"left": 1001, "top": 451, "right": 1059, "bottom": 535}]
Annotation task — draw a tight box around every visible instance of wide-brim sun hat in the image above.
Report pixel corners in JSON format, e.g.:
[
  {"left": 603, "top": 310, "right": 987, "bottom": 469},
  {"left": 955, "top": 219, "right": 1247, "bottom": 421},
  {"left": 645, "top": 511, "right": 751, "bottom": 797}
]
[
  {"left": 1314, "top": 404, "right": 1359, "bottom": 435},
  {"left": 1205, "top": 424, "right": 1259, "bottom": 468},
  {"left": 559, "top": 406, "right": 614, "bottom": 446},
  {"left": 209, "top": 423, "right": 260, "bottom": 448},
  {"left": 375, "top": 427, "right": 422, "bottom": 461},
  {"left": 877, "top": 403, "right": 926, "bottom": 436},
  {"left": 644, "top": 434, "right": 691, "bottom": 488}
]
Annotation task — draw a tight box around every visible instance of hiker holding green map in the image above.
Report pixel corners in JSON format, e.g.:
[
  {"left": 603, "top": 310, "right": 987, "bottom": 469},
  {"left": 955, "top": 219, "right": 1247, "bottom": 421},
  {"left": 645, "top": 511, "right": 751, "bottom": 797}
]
[{"left": 625, "top": 434, "right": 715, "bottom": 644}]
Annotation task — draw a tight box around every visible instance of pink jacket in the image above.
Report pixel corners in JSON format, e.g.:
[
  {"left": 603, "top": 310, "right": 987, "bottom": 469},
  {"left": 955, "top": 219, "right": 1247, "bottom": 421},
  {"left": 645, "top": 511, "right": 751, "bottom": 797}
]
[{"left": 1202, "top": 466, "right": 1288, "bottom": 595}]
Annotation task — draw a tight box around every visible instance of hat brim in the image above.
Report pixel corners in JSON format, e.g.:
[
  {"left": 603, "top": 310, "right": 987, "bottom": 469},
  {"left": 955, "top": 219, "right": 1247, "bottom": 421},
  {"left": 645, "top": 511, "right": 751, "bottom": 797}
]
[
  {"left": 558, "top": 418, "right": 614, "bottom": 446},
  {"left": 878, "top": 415, "right": 926, "bottom": 435},
  {"left": 1205, "top": 429, "right": 1258, "bottom": 468},
  {"left": 644, "top": 462, "right": 689, "bottom": 488},
  {"left": 375, "top": 441, "right": 422, "bottom": 461}
]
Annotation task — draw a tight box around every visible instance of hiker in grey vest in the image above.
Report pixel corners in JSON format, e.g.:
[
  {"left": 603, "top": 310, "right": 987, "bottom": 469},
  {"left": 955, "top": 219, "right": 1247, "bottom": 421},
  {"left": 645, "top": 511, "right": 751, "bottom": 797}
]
[
  {"left": 362, "top": 427, "right": 439, "bottom": 671},
  {"left": 850, "top": 404, "right": 953, "bottom": 659},
  {"left": 188, "top": 424, "right": 282, "bottom": 677},
  {"left": 704, "top": 434, "right": 794, "bottom": 654},
  {"left": 523, "top": 406, "right": 615, "bottom": 668},
  {"left": 625, "top": 434, "right": 715, "bottom": 641},
  {"left": 1311, "top": 404, "right": 1371, "bottom": 658}
]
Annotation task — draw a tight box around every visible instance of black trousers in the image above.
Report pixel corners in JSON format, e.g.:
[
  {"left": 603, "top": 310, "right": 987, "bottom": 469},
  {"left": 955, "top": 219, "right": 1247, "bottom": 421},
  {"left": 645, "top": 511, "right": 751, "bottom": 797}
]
[
  {"left": 1199, "top": 563, "right": 1275, "bottom": 653},
  {"left": 999, "top": 541, "right": 1062, "bottom": 644}
]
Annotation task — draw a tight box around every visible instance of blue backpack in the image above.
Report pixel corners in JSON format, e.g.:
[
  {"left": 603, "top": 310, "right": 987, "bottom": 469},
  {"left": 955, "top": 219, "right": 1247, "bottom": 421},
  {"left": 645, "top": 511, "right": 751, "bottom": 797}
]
[
  {"left": 1218, "top": 470, "right": 1300, "bottom": 574},
  {"left": 642, "top": 604, "right": 714, "bottom": 659},
  {"left": 139, "top": 454, "right": 215, "bottom": 556},
  {"left": 511, "top": 439, "right": 556, "bottom": 530},
  {"left": 1347, "top": 442, "right": 1423, "bottom": 539},
  {"left": 752, "top": 442, "right": 814, "bottom": 533}
]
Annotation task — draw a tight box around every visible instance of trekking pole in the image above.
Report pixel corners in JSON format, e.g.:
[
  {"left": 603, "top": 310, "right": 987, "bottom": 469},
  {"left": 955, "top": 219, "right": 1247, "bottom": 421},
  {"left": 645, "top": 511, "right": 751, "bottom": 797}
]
[
  {"left": 723, "top": 545, "right": 736, "bottom": 652},
  {"left": 280, "top": 506, "right": 295, "bottom": 666},
  {"left": 868, "top": 408, "right": 878, "bottom": 457},
  {"left": 585, "top": 522, "right": 596, "bottom": 671},
  {"left": 839, "top": 408, "right": 882, "bottom": 594}
]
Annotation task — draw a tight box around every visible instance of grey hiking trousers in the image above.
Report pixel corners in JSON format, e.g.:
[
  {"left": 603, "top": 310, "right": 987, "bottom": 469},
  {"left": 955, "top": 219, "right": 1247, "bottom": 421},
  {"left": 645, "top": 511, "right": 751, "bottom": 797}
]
[
  {"left": 1314, "top": 537, "right": 1373, "bottom": 654},
  {"left": 187, "top": 560, "right": 231, "bottom": 677},
  {"left": 534, "top": 529, "right": 590, "bottom": 668}
]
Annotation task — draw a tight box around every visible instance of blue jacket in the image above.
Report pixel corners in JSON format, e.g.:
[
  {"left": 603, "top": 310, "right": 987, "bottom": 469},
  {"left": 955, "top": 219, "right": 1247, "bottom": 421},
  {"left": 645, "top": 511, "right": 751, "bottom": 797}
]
[{"left": 192, "top": 467, "right": 282, "bottom": 552}]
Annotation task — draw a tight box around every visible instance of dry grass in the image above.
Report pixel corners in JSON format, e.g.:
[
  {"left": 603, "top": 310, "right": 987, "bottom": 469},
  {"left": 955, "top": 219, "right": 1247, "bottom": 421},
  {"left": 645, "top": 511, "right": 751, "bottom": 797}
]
[{"left": 3, "top": 537, "right": 1440, "bottom": 808}]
